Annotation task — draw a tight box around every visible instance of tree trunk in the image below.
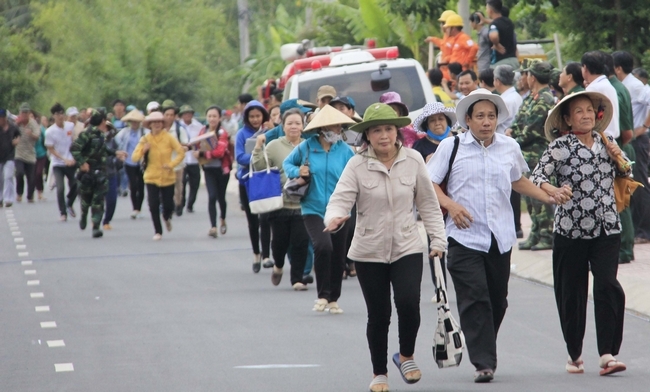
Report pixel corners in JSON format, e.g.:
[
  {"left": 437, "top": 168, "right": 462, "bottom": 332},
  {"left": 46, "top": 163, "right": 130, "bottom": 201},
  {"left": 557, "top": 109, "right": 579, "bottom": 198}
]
[
  {"left": 237, "top": 0, "right": 250, "bottom": 64},
  {"left": 614, "top": 0, "right": 623, "bottom": 50}
]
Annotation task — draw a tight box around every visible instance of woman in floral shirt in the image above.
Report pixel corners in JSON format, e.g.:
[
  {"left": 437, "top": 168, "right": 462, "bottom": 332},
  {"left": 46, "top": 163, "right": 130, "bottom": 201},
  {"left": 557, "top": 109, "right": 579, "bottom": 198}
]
[{"left": 531, "top": 91, "right": 629, "bottom": 376}]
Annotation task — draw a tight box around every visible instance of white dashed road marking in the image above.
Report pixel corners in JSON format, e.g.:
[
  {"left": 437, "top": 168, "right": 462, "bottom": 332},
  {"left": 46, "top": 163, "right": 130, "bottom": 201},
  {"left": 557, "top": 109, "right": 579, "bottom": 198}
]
[
  {"left": 47, "top": 340, "right": 65, "bottom": 348},
  {"left": 18, "top": 252, "right": 29, "bottom": 257},
  {"left": 12, "top": 231, "right": 21, "bottom": 236},
  {"left": 14, "top": 238, "right": 24, "bottom": 242},
  {"left": 16, "top": 244, "right": 27, "bottom": 249},
  {"left": 40, "top": 321, "right": 57, "bottom": 329},
  {"left": 24, "top": 270, "right": 36, "bottom": 275},
  {"left": 54, "top": 363, "right": 74, "bottom": 372},
  {"left": 21, "top": 260, "right": 33, "bottom": 265},
  {"left": 27, "top": 280, "right": 40, "bottom": 286},
  {"left": 30, "top": 292, "right": 44, "bottom": 298},
  {"left": 35, "top": 306, "right": 50, "bottom": 312}
]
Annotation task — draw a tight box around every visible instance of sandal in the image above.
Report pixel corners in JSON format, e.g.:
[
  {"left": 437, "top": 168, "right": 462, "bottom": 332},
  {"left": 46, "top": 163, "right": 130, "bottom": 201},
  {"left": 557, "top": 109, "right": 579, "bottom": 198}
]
[
  {"left": 313, "top": 298, "right": 328, "bottom": 312},
  {"left": 474, "top": 369, "right": 494, "bottom": 383},
  {"left": 599, "top": 355, "right": 626, "bottom": 376},
  {"left": 326, "top": 302, "right": 343, "bottom": 314},
  {"left": 220, "top": 219, "right": 227, "bottom": 235},
  {"left": 368, "top": 375, "right": 389, "bottom": 392},
  {"left": 392, "top": 353, "right": 421, "bottom": 384},
  {"left": 566, "top": 356, "right": 584, "bottom": 374}
]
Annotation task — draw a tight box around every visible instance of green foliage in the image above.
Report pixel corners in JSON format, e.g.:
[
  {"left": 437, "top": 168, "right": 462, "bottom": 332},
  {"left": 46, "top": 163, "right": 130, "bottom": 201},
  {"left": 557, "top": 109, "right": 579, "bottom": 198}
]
[{"left": 0, "top": 20, "right": 41, "bottom": 110}]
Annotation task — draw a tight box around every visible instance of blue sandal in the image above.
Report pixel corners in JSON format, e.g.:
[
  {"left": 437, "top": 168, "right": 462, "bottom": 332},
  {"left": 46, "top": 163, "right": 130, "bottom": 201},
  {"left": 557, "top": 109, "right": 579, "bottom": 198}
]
[{"left": 392, "top": 353, "right": 421, "bottom": 384}]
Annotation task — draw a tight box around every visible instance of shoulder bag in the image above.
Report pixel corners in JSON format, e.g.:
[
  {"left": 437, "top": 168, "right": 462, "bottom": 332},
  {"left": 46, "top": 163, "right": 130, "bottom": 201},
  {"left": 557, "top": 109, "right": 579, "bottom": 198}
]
[
  {"left": 243, "top": 145, "right": 284, "bottom": 214},
  {"left": 284, "top": 144, "right": 311, "bottom": 202},
  {"left": 432, "top": 254, "right": 465, "bottom": 368}
]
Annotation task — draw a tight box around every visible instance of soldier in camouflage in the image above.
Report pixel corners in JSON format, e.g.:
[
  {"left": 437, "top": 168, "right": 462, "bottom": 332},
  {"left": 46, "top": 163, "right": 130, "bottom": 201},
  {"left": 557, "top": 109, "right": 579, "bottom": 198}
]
[
  {"left": 70, "top": 109, "right": 126, "bottom": 238},
  {"left": 508, "top": 60, "right": 557, "bottom": 250}
]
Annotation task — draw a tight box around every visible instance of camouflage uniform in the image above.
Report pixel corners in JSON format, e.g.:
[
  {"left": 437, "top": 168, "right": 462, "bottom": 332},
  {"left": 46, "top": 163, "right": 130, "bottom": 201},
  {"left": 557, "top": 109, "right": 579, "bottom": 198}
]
[
  {"left": 70, "top": 111, "right": 116, "bottom": 238},
  {"left": 510, "top": 60, "right": 556, "bottom": 250}
]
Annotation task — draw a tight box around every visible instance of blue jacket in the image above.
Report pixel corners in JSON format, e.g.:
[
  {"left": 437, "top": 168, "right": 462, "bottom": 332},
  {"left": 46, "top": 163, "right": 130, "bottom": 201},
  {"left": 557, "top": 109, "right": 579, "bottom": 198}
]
[
  {"left": 264, "top": 124, "right": 284, "bottom": 144},
  {"left": 283, "top": 135, "right": 355, "bottom": 219},
  {"left": 235, "top": 100, "right": 269, "bottom": 184}
]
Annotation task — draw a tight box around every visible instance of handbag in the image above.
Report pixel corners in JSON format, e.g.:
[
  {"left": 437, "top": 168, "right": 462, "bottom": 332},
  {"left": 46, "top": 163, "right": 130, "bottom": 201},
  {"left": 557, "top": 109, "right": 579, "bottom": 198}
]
[
  {"left": 243, "top": 145, "right": 284, "bottom": 214},
  {"left": 598, "top": 131, "right": 643, "bottom": 212},
  {"left": 432, "top": 254, "right": 465, "bottom": 369},
  {"left": 438, "top": 136, "right": 459, "bottom": 216},
  {"left": 284, "top": 144, "right": 311, "bottom": 202}
]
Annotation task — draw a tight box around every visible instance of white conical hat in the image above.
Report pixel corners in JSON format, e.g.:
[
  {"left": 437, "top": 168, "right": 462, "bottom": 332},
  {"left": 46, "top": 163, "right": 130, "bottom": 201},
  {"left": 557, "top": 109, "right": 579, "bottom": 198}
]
[{"left": 303, "top": 105, "right": 356, "bottom": 133}]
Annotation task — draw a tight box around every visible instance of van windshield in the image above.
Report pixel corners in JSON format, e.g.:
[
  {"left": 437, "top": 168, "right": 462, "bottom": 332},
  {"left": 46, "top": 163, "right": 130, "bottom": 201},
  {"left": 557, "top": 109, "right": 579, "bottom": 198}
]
[{"left": 297, "top": 66, "right": 427, "bottom": 116}]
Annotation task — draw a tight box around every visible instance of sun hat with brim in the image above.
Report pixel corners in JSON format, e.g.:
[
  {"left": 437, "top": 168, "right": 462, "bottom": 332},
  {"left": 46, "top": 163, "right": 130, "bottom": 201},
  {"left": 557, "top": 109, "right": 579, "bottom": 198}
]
[
  {"left": 455, "top": 88, "right": 509, "bottom": 130},
  {"left": 348, "top": 103, "right": 412, "bottom": 133},
  {"left": 303, "top": 105, "right": 356, "bottom": 133},
  {"left": 413, "top": 102, "right": 457, "bottom": 133},
  {"left": 379, "top": 92, "right": 409, "bottom": 117},
  {"left": 544, "top": 91, "right": 613, "bottom": 142},
  {"left": 179, "top": 105, "right": 194, "bottom": 115},
  {"left": 143, "top": 111, "right": 164, "bottom": 126},
  {"left": 121, "top": 109, "right": 145, "bottom": 123}
]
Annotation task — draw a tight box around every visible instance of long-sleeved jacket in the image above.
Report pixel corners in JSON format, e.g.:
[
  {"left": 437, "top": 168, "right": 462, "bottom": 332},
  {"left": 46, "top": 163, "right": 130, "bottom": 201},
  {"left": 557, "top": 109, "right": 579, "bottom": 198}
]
[
  {"left": 131, "top": 131, "right": 185, "bottom": 187},
  {"left": 235, "top": 100, "right": 269, "bottom": 184},
  {"left": 325, "top": 145, "right": 447, "bottom": 263},
  {"left": 70, "top": 126, "right": 115, "bottom": 171},
  {"left": 196, "top": 126, "right": 231, "bottom": 171},
  {"left": 510, "top": 87, "right": 555, "bottom": 167},
  {"left": 253, "top": 136, "right": 301, "bottom": 209},
  {"left": 283, "top": 134, "right": 354, "bottom": 219},
  {"left": 447, "top": 31, "right": 479, "bottom": 69}
]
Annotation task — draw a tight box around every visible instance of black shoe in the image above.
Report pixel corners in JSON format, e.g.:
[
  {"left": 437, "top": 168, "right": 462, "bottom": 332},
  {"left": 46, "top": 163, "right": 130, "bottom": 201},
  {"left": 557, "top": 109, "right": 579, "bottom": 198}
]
[
  {"left": 516, "top": 229, "right": 524, "bottom": 239},
  {"left": 302, "top": 275, "right": 314, "bottom": 284},
  {"left": 79, "top": 213, "right": 88, "bottom": 230},
  {"left": 619, "top": 258, "right": 631, "bottom": 264},
  {"left": 262, "top": 258, "right": 274, "bottom": 268},
  {"left": 187, "top": 206, "right": 194, "bottom": 213},
  {"left": 175, "top": 206, "right": 183, "bottom": 216},
  {"left": 92, "top": 229, "right": 103, "bottom": 238},
  {"left": 253, "top": 262, "right": 261, "bottom": 273}
]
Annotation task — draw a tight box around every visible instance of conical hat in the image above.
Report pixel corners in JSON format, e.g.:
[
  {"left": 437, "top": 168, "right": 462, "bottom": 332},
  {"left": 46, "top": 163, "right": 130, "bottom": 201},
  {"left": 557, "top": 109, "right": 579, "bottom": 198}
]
[
  {"left": 544, "top": 91, "right": 613, "bottom": 142},
  {"left": 303, "top": 105, "right": 356, "bottom": 133},
  {"left": 121, "top": 109, "right": 145, "bottom": 123}
]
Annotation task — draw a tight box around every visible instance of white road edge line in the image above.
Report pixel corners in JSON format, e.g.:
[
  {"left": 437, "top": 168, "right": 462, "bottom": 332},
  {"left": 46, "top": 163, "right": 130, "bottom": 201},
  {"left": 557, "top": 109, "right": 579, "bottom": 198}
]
[{"left": 234, "top": 364, "right": 321, "bottom": 369}]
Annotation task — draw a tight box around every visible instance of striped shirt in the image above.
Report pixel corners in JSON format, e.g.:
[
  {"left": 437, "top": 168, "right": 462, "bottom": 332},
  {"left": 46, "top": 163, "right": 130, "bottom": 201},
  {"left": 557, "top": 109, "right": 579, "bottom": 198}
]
[{"left": 427, "top": 131, "right": 529, "bottom": 253}]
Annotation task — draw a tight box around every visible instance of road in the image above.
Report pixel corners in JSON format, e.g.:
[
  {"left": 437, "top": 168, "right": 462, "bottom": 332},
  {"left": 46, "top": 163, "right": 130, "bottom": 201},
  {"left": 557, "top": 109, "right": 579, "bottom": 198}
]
[{"left": 1, "top": 184, "right": 649, "bottom": 392}]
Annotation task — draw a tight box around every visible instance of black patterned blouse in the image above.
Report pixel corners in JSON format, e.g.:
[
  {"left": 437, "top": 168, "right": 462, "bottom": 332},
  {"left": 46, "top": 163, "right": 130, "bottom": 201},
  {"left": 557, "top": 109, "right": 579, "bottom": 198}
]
[{"left": 530, "top": 132, "right": 631, "bottom": 239}]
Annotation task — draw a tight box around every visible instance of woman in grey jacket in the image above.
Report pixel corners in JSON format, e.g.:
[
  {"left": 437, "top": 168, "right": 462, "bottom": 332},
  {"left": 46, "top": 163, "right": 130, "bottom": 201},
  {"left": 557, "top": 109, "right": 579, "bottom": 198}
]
[{"left": 325, "top": 103, "right": 447, "bottom": 392}]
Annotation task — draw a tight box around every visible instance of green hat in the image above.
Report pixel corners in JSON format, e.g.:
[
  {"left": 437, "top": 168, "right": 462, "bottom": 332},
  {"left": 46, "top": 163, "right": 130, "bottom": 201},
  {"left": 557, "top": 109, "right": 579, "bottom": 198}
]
[
  {"left": 161, "top": 99, "right": 177, "bottom": 113},
  {"left": 525, "top": 60, "right": 554, "bottom": 78},
  {"left": 88, "top": 108, "right": 106, "bottom": 126},
  {"left": 19, "top": 102, "right": 31, "bottom": 112},
  {"left": 348, "top": 103, "right": 411, "bottom": 133},
  {"left": 179, "top": 104, "right": 194, "bottom": 115},
  {"left": 517, "top": 58, "right": 534, "bottom": 73}
]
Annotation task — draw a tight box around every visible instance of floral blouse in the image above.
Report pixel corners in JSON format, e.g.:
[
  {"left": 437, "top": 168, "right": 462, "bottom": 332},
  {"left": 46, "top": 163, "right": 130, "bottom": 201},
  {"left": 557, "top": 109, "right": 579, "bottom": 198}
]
[{"left": 530, "top": 132, "right": 631, "bottom": 239}]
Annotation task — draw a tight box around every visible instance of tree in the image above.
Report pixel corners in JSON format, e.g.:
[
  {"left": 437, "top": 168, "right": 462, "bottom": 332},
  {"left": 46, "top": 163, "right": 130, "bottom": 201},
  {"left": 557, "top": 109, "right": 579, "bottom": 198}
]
[{"left": 0, "top": 21, "right": 41, "bottom": 110}]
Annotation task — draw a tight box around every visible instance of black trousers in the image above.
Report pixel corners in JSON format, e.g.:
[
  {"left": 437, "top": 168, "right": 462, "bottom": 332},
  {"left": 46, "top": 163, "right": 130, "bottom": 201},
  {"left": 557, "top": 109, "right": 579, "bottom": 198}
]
[
  {"left": 631, "top": 134, "right": 650, "bottom": 239},
  {"left": 182, "top": 164, "right": 201, "bottom": 210},
  {"left": 447, "top": 235, "right": 511, "bottom": 372},
  {"left": 204, "top": 167, "right": 229, "bottom": 227},
  {"left": 553, "top": 230, "right": 625, "bottom": 361},
  {"left": 510, "top": 190, "right": 521, "bottom": 232},
  {"left": 125, "top": 165, "right": 145, "bottom": 211},
  {"left": 302, "top": 214, "right": 350, "bottom": 302},
  {"left": 52, "top": 166, "right": 78, "bottom": 216},
  {"left": 356, "top": 253, "right": 423, "bottom": 376},
  {"left": 238, "top": 184, "right": 270, "bottom": 257},
  {"left": 15, "top": 160, "right": 35, "bottom": 200},
  {"left": 146, "top": 183, "right": 174, "bottom": 235},
  {"left": 269, "top": 209, "right": 309, "bottom": 285}
]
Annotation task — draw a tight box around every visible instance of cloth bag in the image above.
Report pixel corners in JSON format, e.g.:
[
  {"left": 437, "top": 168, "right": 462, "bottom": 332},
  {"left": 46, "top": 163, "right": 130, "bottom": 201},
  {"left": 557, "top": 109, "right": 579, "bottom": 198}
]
[
  {"left": 284, "top": 145, "right": 310, "bottom": 202},
  {"left": 432, "top": 254, "right": 465, "bottom": 368},
  {"left": 598, "top": 131, "right": 643, "bottom": 212},
  {"left": 243, "top": 145, "right": 283, "bottom": 214}
]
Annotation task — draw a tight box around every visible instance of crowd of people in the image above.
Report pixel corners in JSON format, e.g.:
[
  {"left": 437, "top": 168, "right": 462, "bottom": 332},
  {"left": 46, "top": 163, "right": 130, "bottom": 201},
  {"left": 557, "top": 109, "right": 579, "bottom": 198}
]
[{"left": 0, "top": 1, "right": 643, "bottom": 390}]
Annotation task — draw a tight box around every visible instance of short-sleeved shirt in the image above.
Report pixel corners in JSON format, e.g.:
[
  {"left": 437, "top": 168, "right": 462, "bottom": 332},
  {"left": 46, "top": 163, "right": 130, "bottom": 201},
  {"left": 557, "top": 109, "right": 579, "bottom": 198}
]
[
  {"left": 0, "top": 123, "right": 21, "bottom": 163},
  {"left": 621, "top": 74, "right": 650, "bottom": 128},
  {"left": 586, "top": 75, "right": 620, "bottom": 139},
  {"left": 609, "top": 76, "right": 634, "bottom": 134},
  {"left": 489, "top": 17, "right": 517, "bottom": 62},
  {"left": 45, "top": 122, "right": 75, "bottom": 167},
  {"left": 412, "top": 137, "right": 440, "bottom": 162},
  {"left": 476, "top": 26, "right": 491, "bottom": 72},
  {"left": 427, "top": 132, "right": 529, "bottom": 253}
]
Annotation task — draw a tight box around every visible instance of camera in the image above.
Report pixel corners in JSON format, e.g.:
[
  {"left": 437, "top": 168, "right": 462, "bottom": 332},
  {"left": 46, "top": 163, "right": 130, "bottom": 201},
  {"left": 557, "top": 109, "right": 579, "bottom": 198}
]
[{"left": 469, "top": 12, "right": 483, "bottom": 24}]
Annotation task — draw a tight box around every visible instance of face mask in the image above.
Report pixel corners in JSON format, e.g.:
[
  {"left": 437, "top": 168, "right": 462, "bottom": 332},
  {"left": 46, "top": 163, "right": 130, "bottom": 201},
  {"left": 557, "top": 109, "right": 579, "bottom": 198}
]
[
  {"left": 322, "top": 130, "right": 342, "bottom": 144},
  {"left": 427, "top": 126, "right": 451, "bottom": 141}
]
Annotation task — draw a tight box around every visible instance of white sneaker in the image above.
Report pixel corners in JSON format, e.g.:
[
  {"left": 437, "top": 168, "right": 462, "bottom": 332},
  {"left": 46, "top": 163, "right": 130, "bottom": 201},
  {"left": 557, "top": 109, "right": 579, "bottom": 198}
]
[
  {"left": 292, "top": 282, "right": 308, "bottom": 291},
  {"left": 153, "top": 234, "right": 162, "bottom": 241}
]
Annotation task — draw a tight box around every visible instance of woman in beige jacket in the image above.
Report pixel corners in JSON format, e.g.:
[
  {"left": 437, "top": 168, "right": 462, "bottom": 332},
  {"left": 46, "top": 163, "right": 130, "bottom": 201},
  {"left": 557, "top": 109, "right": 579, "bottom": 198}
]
[{"left": 324, "top": 103, "right": 447, "bottom": 392}]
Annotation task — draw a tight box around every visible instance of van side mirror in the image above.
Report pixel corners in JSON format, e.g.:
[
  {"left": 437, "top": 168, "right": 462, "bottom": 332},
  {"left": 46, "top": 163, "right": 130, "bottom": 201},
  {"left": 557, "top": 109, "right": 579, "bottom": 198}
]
[{"left": 371, "top": 63, "right": 391, "bottom": 91}]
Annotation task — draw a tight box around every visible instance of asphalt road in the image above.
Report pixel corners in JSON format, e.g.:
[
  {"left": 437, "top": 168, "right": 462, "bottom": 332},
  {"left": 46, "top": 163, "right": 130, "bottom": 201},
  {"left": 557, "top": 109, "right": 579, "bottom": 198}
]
[{"left": 1, "top": 184, "right": 649, "bottom": 392}]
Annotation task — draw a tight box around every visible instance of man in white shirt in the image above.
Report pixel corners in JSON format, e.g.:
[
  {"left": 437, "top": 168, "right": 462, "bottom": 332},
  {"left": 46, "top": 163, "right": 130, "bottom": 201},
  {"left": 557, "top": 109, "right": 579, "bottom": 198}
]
[
  {"left": 45, "top": 103, "right": 77, "bottom": 221},
  {"left": 161, "top": 99, "right": 189, "bottom": 216},
  {"left": 179, "top": 104, "right": 203, "bottom": 214},
  {"left": 427, "top": 89, "right": 570, "bottom": 383},
  {"left": 493, "top": 65, "right": 523, "bottom": 134},
  {"left": 582, "top": 51, "right": 620, "bottom": 139}
]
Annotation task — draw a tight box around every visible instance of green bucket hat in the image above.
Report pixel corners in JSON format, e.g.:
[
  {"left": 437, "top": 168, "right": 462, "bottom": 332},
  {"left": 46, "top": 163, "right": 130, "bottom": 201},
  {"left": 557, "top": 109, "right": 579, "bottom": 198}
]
[
  {"left": 19, "top": 102, "right": 31, "bottom": 112},
  {"left": 179, "top": 104, "right": 194, "bottom": 115},
  {"left": 516, "top": 58, "right": 533, "bottom": 73},
  {"left": 348, "top": 103, "right": 411, "bottom": 133},
  {"left": 525, "top": 60, "right": 554, "bottom": 78},
  {"left": 161, "top": 99, "right": 178, "bottom": 113}
]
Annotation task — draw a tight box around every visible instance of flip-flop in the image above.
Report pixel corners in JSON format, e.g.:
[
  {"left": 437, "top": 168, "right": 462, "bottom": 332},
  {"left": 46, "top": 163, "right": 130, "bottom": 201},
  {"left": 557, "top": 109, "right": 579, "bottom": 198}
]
[
  {"left": 600, "top": 359, "right": 626, "bottom": 376},
  {"left": 474, "top": 369, "right": 494, "bottom": 383},
  {"left": 566, "top": 357, "right": 584, "bottom": 374},
  {"left": 392, "top": 353, "right": 420, "bottom": 384},
  {"left": 220, "top": 221, "right": 227, "bottom": 235},
  {"left": 368, "top": 374, "right": 389, "bottom": 392}
]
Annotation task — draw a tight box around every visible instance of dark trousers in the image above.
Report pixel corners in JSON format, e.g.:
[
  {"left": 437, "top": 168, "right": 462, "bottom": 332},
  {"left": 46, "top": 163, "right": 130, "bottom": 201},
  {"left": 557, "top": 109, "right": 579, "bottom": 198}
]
[
  {"left": 79, "top": 176, "right": 107, "bottom": 230},
  {"left": 182, "top": 164, "right": 201, "bottom": 210},
  {"left": 239, "top": 184, "right": 270, "bottom": 257},
  {"left": 269, "top": 209, "right": 310, "bottom": 285},
  {"left": 631, "top": 134, "right": 650, "bottom": 239},
  {"left": 103, "top": 174, "right": 119, "bottom": 225},
  {"left": 553, "top": 231, "right": 625, "bottom": 361},
  {"left": 447, "top": 235, "right": 511, "bottom": 372},
  {"left": 125, "top": 165, "right": 145, "bottom": 211},
  {"left": 146, "top": 183, "right": 174, "bottom": 235},
  {"left": 15, "top": 160, "right": 35, "bottom": 200},
  {"left": 52, "top": 166, "right": 78, "bottom": 216},
  {"left": 303, "top": 214, "right": 350, "bottom": 302},
  {"left": 356, "top": 253, "right": 423, "bottom": 376},
  {"left": 204, "top": 167, "right": 229, "bottom": 227},
  {"left": 34, "top": 157, "right": 48, "bottom": 192},
  {"left": 510, "top": 190, "right": 521, "bottom": 232}
]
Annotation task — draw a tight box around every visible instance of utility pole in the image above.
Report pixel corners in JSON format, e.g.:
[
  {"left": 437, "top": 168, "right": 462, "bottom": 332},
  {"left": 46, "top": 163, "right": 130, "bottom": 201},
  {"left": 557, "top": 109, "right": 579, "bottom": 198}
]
[
  {"left": 237, "top": 0, "right": 250, "bottom": 64},
  {"left": 457, "top": 0, "right": 470, "bottom": 34}
]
